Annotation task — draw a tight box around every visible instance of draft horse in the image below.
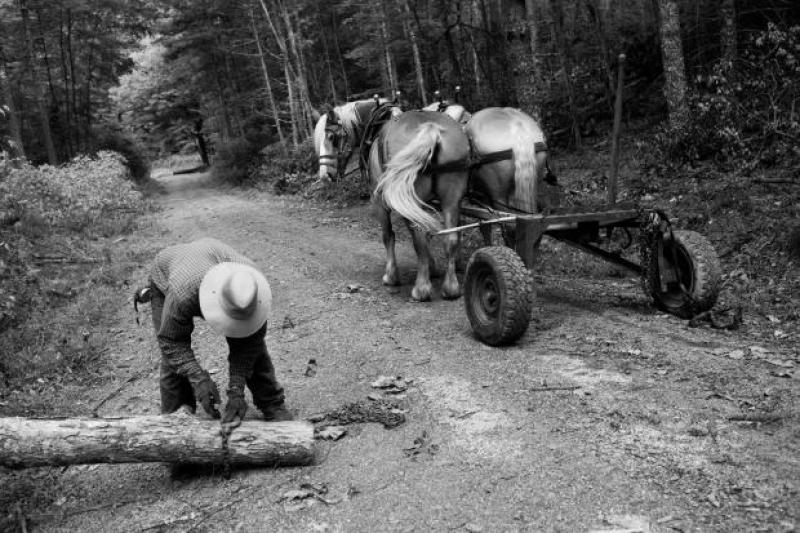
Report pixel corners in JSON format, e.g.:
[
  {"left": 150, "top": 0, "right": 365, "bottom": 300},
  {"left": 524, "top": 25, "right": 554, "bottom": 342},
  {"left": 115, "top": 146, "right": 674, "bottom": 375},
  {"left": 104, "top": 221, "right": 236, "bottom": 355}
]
[
  {"left": 314, "top": 100, "right": 471, "bottom": 301},
  {"left": 424, "top": 102, "right": 555, "bottom": 247}
]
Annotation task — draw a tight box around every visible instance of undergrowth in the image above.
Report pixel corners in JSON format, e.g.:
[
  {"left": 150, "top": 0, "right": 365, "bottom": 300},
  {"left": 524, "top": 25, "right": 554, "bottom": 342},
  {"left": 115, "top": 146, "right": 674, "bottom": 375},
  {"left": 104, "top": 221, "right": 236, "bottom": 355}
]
[{"left": 0, "top": 151, "right": 152, "bottom": 413}]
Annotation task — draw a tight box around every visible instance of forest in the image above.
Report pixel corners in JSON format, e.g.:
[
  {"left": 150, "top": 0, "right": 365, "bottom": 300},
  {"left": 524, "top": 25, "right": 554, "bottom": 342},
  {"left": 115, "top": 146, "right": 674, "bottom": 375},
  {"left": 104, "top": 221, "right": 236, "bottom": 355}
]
[{"left": 0, "top": 0, "right": 796, "bottom": 169}]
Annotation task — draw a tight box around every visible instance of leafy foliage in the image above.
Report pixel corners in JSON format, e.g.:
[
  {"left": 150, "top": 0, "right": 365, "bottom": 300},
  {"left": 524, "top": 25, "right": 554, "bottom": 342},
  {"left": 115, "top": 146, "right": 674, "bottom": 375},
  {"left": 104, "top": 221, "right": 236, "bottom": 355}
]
[
  {"left": 0, "top": 151, "right": 147, "bottom": 338},
  {"left": 91, "top": 125, "right": 151, "bottom": 182},
  {"left": 211, "top": 138, "right": 263, "bottom": 185},
  {"left": 259, "top": 139, "right": 319, "bottom": 195},
  {"left": 0, "top": 151, "right": 146, "bottom": 231},
  {"left": 641, "top": 24, "right": 800, "bottom": 174}
]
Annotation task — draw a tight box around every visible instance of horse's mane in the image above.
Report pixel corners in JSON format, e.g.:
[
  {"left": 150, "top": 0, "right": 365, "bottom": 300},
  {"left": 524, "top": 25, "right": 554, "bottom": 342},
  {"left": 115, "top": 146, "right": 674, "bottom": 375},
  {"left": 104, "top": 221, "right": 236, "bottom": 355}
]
[{"left": 333, "top": 98, "right": 389, "bottom": 138}]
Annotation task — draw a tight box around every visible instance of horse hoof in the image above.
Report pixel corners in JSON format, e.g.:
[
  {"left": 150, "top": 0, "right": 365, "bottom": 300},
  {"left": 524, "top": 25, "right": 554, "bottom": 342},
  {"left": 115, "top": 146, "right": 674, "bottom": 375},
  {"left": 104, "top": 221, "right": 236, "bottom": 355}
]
[
  {"left": 441, "top": 287, "right": 462, "bottom": 300},
  {"left": 411, "top": 287, "right": 432, "bottom": 302},
  {"left": 382, "top": 273, "right": 399, "bottom": 286}
]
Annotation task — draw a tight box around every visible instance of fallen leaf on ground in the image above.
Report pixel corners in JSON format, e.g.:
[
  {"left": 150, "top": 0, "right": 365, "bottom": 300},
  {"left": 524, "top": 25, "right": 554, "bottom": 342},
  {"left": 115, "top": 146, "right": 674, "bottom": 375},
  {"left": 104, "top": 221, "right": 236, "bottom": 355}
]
[
  {"left": 749, "top": 346, "right": 769, "bottom": 358},
  {"left": 589, "top": 513, "right": 652, "bottom": 533},
  {"left": 766, "top": 358, "right": 794, "bottom": 368},
  {"left": 370, "top": 375, "right": 408, "bottom": 393},
  {"left": 315, "top": 425, "right": 347, "bottom": 441},
  {"left": 727, "top": 349, "right": 745, "bottom": 360},
  {"left": 404, "top": 430, "right": 439, "bottom": 459},
  {"left": 304, "top": 358, "right": 317, "bottom": 377}
]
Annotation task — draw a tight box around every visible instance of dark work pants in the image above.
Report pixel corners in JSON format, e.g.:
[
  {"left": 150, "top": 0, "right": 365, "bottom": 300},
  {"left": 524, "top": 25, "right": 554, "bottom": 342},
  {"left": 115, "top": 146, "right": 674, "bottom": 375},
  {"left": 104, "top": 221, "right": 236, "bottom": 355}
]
[{"left": 150, "top": 282, "right": 285, "bottom": 415}]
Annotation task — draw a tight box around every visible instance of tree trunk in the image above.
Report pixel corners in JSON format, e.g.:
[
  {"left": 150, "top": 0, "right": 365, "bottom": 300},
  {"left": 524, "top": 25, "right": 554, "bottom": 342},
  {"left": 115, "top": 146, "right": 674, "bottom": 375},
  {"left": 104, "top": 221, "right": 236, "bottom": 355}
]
[
  {"left": 547, "top": 0, "right": 582, "bottom": 149},
  {"left": 213, "top": 63, "right": 233, "bottom": 143},
  {"left": 720, "top": 0, "right": 737, "bottom": 64},
  {"left": 379, "top": 3, "right": 398, "bottom": 97},
  {"left": 249, "top": 6, "right": 286, "bottom": 149},
  {"left": 259, "top": 0, "right": 299, "bottom": 145},
  {"left": 655, "top": 0, "right": 689, "bottom": 128},
  {"left": 403, "top": 0, "right": 427, "bottom": 106},
  {"left": 19, "top": 0, "right": 57, "bottom": 164},
  {"left": 280, "top": 1, "right": 314, "bottom": 137},
  {"left": 316, "top": 4, "right": 338, "bottom": 103},
  {"left": 524, "top": 0, "right": 543, "bottom": 118},
  {"left": 0, "top": 61, "right": 26, "bottom": 161},
  {"left": 285, "top": 61, "right": 299, "bottom": 148},
  {"left": 584, "top": 0, "right": 614, "bottom": 109},
  {"left": 0, "top": 413, "right": 315, "bottom": 469},
  {"left": 58, "top": 8, "right": 74, "bottom": 158},
  {"left": 330, "top": 10, "right": 351, "bottom": 99}
]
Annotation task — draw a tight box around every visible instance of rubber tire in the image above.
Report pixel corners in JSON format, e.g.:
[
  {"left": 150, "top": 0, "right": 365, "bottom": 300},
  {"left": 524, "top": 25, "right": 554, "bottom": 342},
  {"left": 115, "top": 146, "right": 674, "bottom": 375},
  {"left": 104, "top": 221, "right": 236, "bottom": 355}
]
[
  {"left": 647, "top": 230, "right": 721, "bottom": 318},
  {"left": 464, "top": 246, "right": 533, "bottom": 346}
]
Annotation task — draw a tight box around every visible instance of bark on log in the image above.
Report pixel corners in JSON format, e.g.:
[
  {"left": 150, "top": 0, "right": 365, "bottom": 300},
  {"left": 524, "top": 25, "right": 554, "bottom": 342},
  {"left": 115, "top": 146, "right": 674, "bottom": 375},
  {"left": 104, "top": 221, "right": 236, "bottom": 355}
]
[{"left": 0, "top": 411, "right": 315, "bottom": 469}]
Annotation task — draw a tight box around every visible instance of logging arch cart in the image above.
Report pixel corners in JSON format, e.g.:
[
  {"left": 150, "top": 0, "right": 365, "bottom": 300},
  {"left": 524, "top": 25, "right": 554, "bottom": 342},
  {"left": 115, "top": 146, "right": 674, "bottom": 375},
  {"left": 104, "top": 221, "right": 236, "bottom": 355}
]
[{"left": 438, "top": 201, "right": 722, "bottom": 346}]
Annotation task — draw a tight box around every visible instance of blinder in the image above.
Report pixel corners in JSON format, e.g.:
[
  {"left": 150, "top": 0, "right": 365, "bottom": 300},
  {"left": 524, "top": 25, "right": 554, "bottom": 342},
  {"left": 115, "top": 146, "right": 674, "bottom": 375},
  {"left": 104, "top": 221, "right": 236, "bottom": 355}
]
[{"left": 318, "top": 113, "right": 353, "bottom": 180}]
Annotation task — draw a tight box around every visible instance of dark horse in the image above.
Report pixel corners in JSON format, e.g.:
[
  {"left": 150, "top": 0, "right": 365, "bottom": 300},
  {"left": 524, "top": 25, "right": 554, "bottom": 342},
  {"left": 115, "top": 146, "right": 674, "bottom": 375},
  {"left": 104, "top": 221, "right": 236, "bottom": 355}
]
[{"left": 314, "top": 100, "right": 471, "bottom": 301}]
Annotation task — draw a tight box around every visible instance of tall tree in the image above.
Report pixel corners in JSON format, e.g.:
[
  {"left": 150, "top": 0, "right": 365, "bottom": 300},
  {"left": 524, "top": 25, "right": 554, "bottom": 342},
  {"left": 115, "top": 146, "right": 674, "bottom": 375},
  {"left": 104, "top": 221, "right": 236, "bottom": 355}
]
[
  {"left": 18, "top": 0, "right": 57, "bottom": 164},
  {"left": 0, "top": 58, "right": 26, "bottom": 160},
  {"left": 720, "top": 0, "right": 737, "bottom": 64},
  {"left": 548, "top": 0, "right": 582, "bottom": 148},
  {"left": 655, "top": 0, "right": 689, "bottom": 128},
  {"left": 250, "top": 5, "right": 285, "bottom": 148},
  {"left": 403, "top": 0, "right": 427, "bottom": 106}
]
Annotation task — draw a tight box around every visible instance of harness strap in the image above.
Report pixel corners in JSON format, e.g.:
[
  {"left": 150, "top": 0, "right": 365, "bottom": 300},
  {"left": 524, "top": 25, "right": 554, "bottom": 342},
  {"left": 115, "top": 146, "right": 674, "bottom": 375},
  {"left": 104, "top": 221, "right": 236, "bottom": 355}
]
[
  {"left": 469, "top": 142, "right": 549, "bottom": 169},
  {"left": 428, "top": 158, "right": 471, "bottom": 174}
]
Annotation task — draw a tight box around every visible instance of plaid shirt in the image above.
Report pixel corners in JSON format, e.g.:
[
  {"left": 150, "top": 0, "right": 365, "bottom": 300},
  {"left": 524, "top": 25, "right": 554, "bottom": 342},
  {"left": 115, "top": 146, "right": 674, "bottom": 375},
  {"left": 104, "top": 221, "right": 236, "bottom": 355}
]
[{"left": 150, "top": 238, "right": 257, "bottom": 378}]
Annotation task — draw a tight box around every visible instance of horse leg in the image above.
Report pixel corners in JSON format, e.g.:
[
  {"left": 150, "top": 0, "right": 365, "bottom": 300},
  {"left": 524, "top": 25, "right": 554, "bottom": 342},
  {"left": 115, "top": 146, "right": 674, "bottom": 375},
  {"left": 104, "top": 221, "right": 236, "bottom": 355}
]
[
  {"left": 438, "top": 174, "right": 465, "bottom": 300},
  {"left": 404, "top": 220, "right": 433, "bottom": 302},
  {"left": 376, "top": 204, "right": 400, "bottom": 286}
]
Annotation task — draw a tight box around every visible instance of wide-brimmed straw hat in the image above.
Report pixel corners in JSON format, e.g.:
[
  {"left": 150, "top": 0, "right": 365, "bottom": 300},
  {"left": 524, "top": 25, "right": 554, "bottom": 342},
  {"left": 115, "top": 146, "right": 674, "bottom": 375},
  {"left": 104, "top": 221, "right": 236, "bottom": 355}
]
[{"left": 199, "top": 262, "right": 271, "bottom": 338}]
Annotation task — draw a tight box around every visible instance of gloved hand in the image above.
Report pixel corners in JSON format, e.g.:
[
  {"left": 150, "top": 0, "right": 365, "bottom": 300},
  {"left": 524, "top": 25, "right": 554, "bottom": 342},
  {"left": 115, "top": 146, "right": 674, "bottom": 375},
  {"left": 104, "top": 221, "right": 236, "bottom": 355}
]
[
  {"left": 223, "top": 389, "right": 248, "bottom": 426},
  {"left": 189, "top": 371, "right": 221, "bottom": 419}
]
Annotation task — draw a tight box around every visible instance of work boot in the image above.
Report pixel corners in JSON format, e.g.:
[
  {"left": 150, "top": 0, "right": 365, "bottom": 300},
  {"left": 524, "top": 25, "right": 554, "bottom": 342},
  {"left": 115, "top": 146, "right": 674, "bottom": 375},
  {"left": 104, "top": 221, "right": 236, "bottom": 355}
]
[{"left": 262, "top": 404, "right": 293, "bottom": 421}]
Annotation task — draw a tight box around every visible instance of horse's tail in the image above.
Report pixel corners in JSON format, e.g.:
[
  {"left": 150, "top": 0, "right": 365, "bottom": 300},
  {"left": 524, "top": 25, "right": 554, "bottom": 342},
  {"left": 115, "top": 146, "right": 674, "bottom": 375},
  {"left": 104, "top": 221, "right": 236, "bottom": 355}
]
[
  {"left": 510, "top": 119, "right": 538, "bottom": 213},
  {"left": 375, "top": 122, "right": 443, "bottom": 232}
]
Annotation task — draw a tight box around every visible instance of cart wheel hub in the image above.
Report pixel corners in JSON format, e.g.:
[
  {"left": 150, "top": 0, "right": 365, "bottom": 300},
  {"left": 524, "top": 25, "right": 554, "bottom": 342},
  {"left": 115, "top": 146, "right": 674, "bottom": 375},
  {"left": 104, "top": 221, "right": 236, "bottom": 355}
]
[{"left": 479, "top": 276, "right": 499, "bottom": 316}]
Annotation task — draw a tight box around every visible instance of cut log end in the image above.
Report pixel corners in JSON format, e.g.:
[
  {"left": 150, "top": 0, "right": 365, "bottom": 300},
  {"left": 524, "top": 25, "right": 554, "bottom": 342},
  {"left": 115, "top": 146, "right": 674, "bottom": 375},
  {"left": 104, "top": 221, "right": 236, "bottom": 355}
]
[{"left": 0, "top": 413, "right": 315, "bottom": 469}]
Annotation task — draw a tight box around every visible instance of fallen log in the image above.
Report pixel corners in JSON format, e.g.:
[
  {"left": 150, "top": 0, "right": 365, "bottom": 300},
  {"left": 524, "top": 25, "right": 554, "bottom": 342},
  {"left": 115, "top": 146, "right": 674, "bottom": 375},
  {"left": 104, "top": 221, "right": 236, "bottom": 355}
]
[{"left": 0, "top": 411, "right": 315, "bottom": 469}]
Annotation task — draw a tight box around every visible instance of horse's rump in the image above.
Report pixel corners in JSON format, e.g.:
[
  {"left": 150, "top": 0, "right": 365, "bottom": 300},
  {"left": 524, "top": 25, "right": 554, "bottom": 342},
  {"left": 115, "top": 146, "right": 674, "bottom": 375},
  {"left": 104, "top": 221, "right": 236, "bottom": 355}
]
[
  {"left": 373, "top": 111, "right": 470, "bottom": 232},
  {"left": 466, "top": 107, "right": 546, "bottom": 213}
]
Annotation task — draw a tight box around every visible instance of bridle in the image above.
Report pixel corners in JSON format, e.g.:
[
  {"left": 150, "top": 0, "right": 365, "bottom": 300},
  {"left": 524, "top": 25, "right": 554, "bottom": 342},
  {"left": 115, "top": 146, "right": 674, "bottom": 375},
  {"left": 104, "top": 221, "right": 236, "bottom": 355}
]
[{"left": 318, "top": 113, "right": 354, "bottom": 180}]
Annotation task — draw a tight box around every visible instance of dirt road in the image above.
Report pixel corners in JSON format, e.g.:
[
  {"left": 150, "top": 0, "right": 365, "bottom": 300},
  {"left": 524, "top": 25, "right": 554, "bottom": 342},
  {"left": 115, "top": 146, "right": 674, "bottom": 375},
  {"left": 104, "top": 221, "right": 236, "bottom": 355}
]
[{"left": 7, "top": 172, "right": 799, "bottom": 532}]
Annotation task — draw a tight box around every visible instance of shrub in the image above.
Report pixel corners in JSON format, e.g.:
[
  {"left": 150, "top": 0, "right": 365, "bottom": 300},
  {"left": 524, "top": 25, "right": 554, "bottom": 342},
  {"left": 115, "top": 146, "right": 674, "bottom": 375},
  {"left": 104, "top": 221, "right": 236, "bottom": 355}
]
[
  {"left": 91, "top": 125, "right": 151, "bottom": 182},
  {"left": 211, "top": 137, "right": 262, "bottom": 185},
  {"left": 641, "top": 23, "right": 800, "bottom": 175},
  {"left": 0, "top": 151, "right": 146, "bottom": 231},
  {"left": 260, "top": 139, "right": 324, "bottom": 195}
]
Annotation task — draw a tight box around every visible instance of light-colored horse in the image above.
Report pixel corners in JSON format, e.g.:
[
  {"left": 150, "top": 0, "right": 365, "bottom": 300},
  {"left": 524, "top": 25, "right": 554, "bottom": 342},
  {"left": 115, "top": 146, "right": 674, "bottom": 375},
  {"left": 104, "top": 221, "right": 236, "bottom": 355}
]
[
  {"left": 315, "top": 100, "right": 471, "bottom": 301},
  {"left": 425, "top": 102, "right": 552, "bottom": 214}
]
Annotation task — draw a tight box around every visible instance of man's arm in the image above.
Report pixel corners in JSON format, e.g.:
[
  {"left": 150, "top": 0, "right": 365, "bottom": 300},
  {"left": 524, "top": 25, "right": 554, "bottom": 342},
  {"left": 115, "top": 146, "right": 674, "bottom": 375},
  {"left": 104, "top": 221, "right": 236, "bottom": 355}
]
[
  {"left": 157, "top": 294, "right": 202, "bottom": 376},
  {"left": 158, "top": 293, "right": 220, "bottom": 417}
]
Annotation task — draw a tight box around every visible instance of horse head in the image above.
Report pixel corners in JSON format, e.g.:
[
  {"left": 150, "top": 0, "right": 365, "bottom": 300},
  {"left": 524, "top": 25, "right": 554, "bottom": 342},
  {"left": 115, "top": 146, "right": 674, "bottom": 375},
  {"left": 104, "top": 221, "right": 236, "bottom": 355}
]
[
  {"left": 315, "top": 108, "right": 353, "bottom": 181},
  {"left": 315, "top": 98, "right": 402, "bottom": 182}
]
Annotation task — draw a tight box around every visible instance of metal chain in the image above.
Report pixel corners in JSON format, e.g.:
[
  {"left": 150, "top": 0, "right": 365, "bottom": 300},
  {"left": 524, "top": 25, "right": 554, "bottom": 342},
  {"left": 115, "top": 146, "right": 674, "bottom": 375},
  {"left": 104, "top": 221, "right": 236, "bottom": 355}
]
[
  {"left": 638, "top": 209, "right": 698, "bottom": 307},
  {"left": 638, "top": 208, "right": 661, "bottom": 296},
  {"left": 219, "top": 424, "right": 234, "bottom": 479}
]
